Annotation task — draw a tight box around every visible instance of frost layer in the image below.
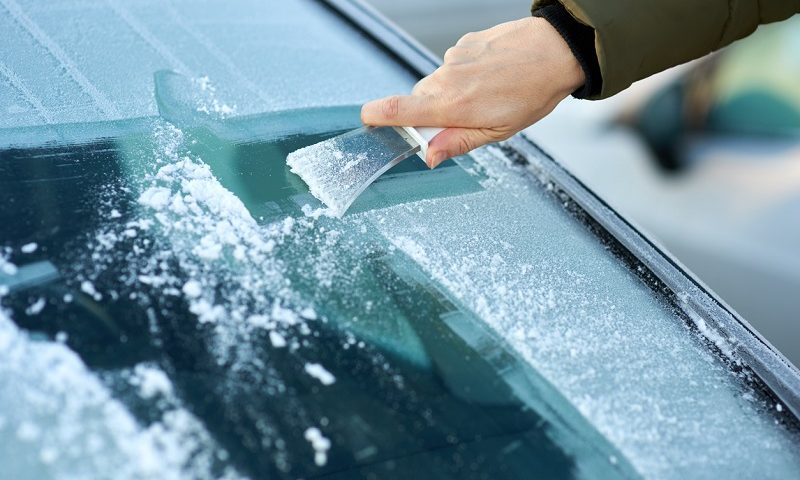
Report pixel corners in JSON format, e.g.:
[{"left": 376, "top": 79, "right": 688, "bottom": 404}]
[
  {"left": 0, "top": 0, "right": 415, "bottom": 129},
  {"left": 363, "top": 147, "right": 800, "bottom": 479},
  {"left": 0, "top": 305, "right": 233, "bottom": 480}
]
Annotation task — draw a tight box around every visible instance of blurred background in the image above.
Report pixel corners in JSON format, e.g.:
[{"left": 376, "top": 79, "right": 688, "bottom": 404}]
[{"left": 367, "top": 0, "right": 800, "bottom": 368}]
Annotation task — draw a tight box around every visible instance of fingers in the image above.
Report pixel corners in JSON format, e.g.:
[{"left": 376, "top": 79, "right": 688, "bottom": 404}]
[
  {"left": 361, "top": 94, "right": 441, "bottom": 127},
  {"left": 425, "top": 128, "right": 500, "bottom": 168}
]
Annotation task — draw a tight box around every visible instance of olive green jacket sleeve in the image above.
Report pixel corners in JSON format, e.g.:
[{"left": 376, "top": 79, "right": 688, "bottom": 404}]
[{"left": 532, "top": 0, "right": 800, "bottom": 99}]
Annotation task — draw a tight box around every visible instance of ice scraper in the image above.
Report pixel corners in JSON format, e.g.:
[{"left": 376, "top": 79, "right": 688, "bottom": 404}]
[{"left": 286, "top": 126, "right": 443, "bottom": 217}]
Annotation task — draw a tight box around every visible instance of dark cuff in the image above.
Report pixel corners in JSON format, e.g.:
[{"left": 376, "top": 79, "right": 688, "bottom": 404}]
[{"left": 533, "top": 3, "right": 601, "bottom": 99}]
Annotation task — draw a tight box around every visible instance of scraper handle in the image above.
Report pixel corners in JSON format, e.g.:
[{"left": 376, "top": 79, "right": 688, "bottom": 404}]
[{"left": 402, "top": 127, "right": 445, "bottom": 161}]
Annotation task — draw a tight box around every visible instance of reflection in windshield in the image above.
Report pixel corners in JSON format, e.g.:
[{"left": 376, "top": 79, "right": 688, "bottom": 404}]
[{"left": 0, "top": 106, "right": 637, "bottom": 479}]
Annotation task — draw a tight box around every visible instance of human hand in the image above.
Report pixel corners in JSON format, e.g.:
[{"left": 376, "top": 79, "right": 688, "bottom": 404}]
[{"left": 361, "top": 17, "right": 585, "bottom": 168}]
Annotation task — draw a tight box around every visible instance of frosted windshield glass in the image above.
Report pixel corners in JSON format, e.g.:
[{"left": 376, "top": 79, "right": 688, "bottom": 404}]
[
  {"left": 1, "top": 0, "right": 799, "bottom": 478},
  {"left": 1, "top": 109, "right": 799, "bottom": 478},
  {"left": 0, "top": 0, "right": 416, "bottom": 130},
  {"left": 0, "top": 120, "right": 636, "bottom": 479},
  {"left": 364, "top": 147, "right": 800, "bottom": 478}
]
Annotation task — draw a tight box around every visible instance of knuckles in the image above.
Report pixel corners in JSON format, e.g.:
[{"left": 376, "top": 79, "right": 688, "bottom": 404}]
[
  {"left": 380, "top": 95, "right": 401, "bottom": 120},
  {"left": 456, "top": 135, "right": 475, "bottom": 156},
  {"left": 443, "top": 47, "right": 459, "bottom": 63},
  {"left": 456, "top": 31, "right": 479, "bottom": 45}
]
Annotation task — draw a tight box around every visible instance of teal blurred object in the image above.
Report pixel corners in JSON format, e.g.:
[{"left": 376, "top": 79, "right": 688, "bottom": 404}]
[
  {"left": 705, "top": 17, "right": 800, "bottom": 135},
  {"left": 709, "top": 91, "right": 800, "bottom": 135},
  {"left": 630, "top": 17, "right": 800, "bottom": 169}
]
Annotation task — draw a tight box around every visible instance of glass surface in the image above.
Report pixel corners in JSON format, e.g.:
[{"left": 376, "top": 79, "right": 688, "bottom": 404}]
[
  {"left": 0, "top": 115, "right": 635, "bottom": 479},
  {"left": 1, "top": 1, "right": 800, "bottom": 480},
  {"left": 0, "top": 0, "right": 416, "bottom": 130}
]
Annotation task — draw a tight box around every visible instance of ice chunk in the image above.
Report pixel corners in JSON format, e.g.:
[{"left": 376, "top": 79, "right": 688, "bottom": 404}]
[
  {"left": 304, "top": 427, "right": 331, "bottom": 467},
  {"left": 138, "top": 187, "right": 171, "bottom": 210},
  {"left": 299, "top": 307, "right": 318, "bottom": 320},
  {"left": 269, "top": 331, "right": 287, "bottom": 348},
  {"left": 20, "top": 242, "right": 38, "bottom": 253},
  {"left": 247, "top": 315, "right": 270, "bottom": 329},
  {"left": 304, "top": 363, "right": 335, "bottom": 386},
  {"left": 181, "top": 280, "right": 202, "bottom": 299},
  {"left": 130, "top": 364, "right": 173, "bottom": 399},
  {"left": 80, "top": 280, "right": 102, "bottom": 301},
  {"left": 25, "top": 297, "right": 46, "bottom": 316},
  {"left": 188, "top": 300, "right": 225, "bottom": 324},
  {"left": 0, "top": 255, "right": 17, "bottom": 276}
]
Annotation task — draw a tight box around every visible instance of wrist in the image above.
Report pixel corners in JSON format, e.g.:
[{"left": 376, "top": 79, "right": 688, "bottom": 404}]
[
  {"left": 532, "top": 4, "right": 601, "bottom": 99},
  {"left": 525, "top": 17, "right": 586, "bottom": 97}
]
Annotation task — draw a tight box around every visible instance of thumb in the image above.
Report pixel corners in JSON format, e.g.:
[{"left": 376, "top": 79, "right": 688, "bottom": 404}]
[
  {"left": 426, "top": 128, "right": 496, "bottom": 168},
  {"left": 361, "top": 94, "right": 441, "bottom": 127}
]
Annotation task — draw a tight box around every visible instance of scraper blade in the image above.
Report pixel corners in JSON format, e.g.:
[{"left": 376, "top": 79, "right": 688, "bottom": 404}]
[{"left": 287, "top": 126, "right": 440, "bottom": 217}]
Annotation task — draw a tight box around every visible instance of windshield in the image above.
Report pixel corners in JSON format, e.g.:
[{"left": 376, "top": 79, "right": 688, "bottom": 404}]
[
  {"left": 1, "top": 1, "right": 799, "bottom": 479},
  {"left": 0, "top": 0, "right": 415, "bottom": 130}
]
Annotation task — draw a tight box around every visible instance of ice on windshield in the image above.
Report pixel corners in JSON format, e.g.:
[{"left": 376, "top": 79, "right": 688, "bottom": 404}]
[
  {"left": 2, "top": 103, "right": 799, "bottom": 478},
  {"left": 0, "top": 303, "right": 238, "bottom": 480},
  {"left": 1, "top": 0, "right": 800, "bottom": 478},
  {"left": 0, "top": 115, "right": 639, "bottom": 479},
  {"left": 362, "top": 147, "right": 800, "bottom": 477},
  {"left": 0, "top": 0, "right": 415, "bottom": 130}
]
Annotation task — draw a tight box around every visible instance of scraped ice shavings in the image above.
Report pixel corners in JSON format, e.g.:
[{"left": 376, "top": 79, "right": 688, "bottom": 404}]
[
  {"left": 1, "top": 117, "right": 338, "bottom": 475},
  {"left": 123, "top": 121, "right": 353, "bottom": 471},
  {"left": 0, "top": 252, "right": 18, "bottom": 276},
  {"left": 269, "top": 331, "right": 287, "bottom": 348},
  {"left": 130, "top": 364, "right": 174, "bottom": 399},
  {"left": 286, "top": 126, "right": 419, "bottom": 216},
  {"left": 0, "top": 180, "right": 241, "bottom": 478},
  {"left": 0, "top": 297, "right": 234, "bottom": 479},
  {"left": 192, "top": 76, "right": 237, "bottom": 118},
  {"left": 304, "top": 363, "right": 336, "bottom": 386},
  {"left": 286, "top": 138, "right": 363, "bottom": 216},
  {"left": 304, "top": 427, "right": 331, "bottom": 467},
  {"left": 25, "top": 297, "right": 46, "bottom": 316}
]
